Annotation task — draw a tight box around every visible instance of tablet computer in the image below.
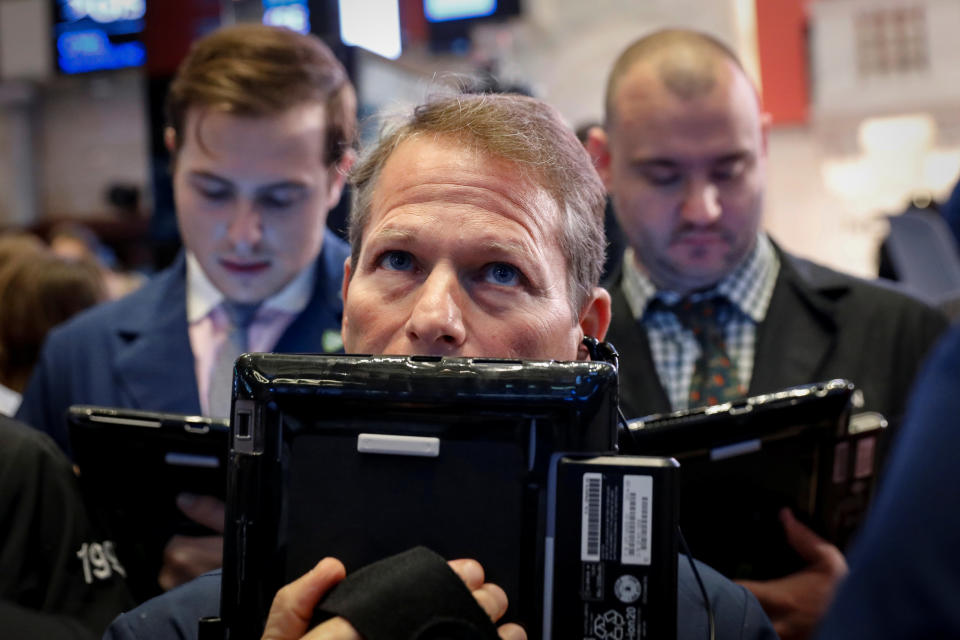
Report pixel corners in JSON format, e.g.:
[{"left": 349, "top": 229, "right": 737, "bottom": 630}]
[
  {"left": 619, "top": 379, "right": 884, "bottom": 579},
  {"left": 219, "top": 353, "right": 619, "bottom": 640},
  {"left": 67, "top": 405, "right": 229, "bottom": 600}
]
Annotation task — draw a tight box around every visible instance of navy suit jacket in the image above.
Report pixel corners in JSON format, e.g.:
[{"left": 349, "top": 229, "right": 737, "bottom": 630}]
[
  {"left": 606, "top": 244, "right": 948, "bottom": 425},
  {"left": 17, "top": 230, "right": 349, "bottom": 456},
  {"left": 816, "top": 323, "right": 960, "bottom": 638},
  {"left": 103, "top": 557, "right": 777, "bottom": 640}
]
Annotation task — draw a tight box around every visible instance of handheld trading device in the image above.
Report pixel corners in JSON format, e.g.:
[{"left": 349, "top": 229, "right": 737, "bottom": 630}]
[
  {"left": 67, "top": 405, "right": 229, "bottom": 600},
  {"left": 620, "top": 379, "right": 883, "bottom": 579},
  {"left": 217, "top": 353, "right": 622, "bottom": 639}
]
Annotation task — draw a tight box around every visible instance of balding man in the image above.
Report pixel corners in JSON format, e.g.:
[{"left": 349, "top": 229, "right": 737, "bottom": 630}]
[{"left": 589, "top": 29, "right": 947, "bottom": 640}]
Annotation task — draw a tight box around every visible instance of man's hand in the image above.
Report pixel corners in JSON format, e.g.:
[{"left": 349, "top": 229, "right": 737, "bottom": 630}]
[
  {"left": 738, "top": 508, "right": 848, "bottom": 640},
  {"left": 158, "top": 493, "right": 225, "bottom": 591},
  {"left": 261, "top": 557, "right": 527, "bottom": 640}
]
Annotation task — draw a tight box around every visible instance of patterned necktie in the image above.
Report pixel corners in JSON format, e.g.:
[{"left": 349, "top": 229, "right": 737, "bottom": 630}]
[
  {"left": 673, "top": 297, "right": 746, "bottom": 408},
  {"left": 207, "top": 302, "right": 260, "bottom": 418}
]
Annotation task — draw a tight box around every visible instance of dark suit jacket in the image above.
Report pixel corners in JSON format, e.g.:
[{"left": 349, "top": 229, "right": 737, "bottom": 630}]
[
  {"left": 16, "top": 230, "right": 349, "bottom": 456},
  {"left": 816, "top": 323, "right": 960, "bottom": 638},
  {"left": 606, "top": 245, "right": 948, "bottom": 425},
  {"left": 0, "top": 417, "right": 135, "bottom": 640},
  {"left": 103, "top": 557, "right": 777, "bottom": 640}
]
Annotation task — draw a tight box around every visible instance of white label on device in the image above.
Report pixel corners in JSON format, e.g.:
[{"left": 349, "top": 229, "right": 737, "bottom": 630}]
[
  {"left": 356, "top": 434, "right": 440, "bottom": 457},
  {"left": 581, "top": 472, "right": 602, "bottom": 562},
  {"left": 622, "top": 475, "right": 652, "bottom": 565}
]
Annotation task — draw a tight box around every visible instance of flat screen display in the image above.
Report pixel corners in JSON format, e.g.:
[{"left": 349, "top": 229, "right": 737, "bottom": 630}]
[
  {"left": 53, "top": 0, "right": 146, "bottom": 74},
  {"left": 424, "top": 0, "right": 497, "bottom": 22}
]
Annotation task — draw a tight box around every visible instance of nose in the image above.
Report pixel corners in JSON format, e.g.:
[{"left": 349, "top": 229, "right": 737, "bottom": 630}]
[
  {"left": 404, "top": 267, "right": 467, "bottom": 354},
  {"left": 681, "top": 179, "right": 722, "bottom": 226},
  {"left": 227, "top": 201, "right": 263, "bottom": 251}
]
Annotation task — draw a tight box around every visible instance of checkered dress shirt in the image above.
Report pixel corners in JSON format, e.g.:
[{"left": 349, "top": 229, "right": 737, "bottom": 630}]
[{"left": 620, "top": 233, "right": 780, "bottom": 411}]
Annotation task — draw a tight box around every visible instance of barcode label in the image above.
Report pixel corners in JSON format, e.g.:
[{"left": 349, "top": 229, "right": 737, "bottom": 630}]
[
  {"left": 622, "top": 475, "right": 652, "bottom": 565},
  {"left": 581, "top": 472, "right": 603, "bottom": 562}
]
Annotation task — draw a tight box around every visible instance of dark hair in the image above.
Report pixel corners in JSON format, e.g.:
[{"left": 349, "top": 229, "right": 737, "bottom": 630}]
[
  {"left": 0, "top": 253, "right": 106, "bottom": 392},
  {"left": 165, "top": 24, "right": 357, "bottom": 166},
  {"left": 604, "top": 29, "right": 747, "bottom": 125}
]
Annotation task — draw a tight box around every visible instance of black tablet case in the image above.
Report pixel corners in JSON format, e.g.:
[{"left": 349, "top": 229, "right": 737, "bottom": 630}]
[
  {"left": 219, "top": 353, "right": 619, "bottom": 640},
  {"left": 619, "top": 379, "right": 883, "bottom": 579},
  {"left": 67, "top": 405, "right": 229, "bottom": 601}
]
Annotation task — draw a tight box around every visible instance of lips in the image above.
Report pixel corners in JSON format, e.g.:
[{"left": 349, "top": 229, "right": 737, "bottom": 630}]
[
  {"left": 219, "top": 258, "right": 271, "bottom": 274},
  {"left": 675, "top": 231, "right": 725, "bottom": 246}
]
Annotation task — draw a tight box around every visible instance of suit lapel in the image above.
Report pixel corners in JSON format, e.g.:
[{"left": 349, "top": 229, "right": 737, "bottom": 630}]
[
  {"left": 750, "top": 247, "right": 841, "bottom": 395},
  {"left": 275, "top": 232, "right": 347, "bottom": 353},
  {"left": 112, "top": 255, "right": 202, "bottom": 414},
  {"left": 607, "top": 284, "right": 672, "bottom": 418}
]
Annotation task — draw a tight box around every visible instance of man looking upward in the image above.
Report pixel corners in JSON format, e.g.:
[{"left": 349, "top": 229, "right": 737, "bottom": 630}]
[
  {"left": 105, "top": 92, "right": 776, "bottom": 640},
  {"left": 589, "top": 29, "right": 947, "bottom": 639}
]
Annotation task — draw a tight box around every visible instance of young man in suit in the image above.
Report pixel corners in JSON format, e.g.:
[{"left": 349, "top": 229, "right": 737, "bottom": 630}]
[
  {"left": 104, "top": 92, "right": 777, "bottom": 640},
  {"left": 16, "top": 24, "right": 357, "bottom": 591},
  {"left": 587, "top": 28, "right": 948, "bottom": 640}
]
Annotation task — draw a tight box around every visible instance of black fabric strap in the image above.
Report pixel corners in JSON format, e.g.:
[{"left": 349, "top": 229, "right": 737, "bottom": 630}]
[{"left": 312, "top": 546, "right": 501, "bottom": 640}]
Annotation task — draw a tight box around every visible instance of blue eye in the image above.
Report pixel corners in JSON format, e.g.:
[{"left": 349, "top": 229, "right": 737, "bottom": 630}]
[
  {"left": 484, "top": 263, "right": 521, "bottom": 286},
  {"left": 379, "top": 251, "right": 414, "bottom": 271}
]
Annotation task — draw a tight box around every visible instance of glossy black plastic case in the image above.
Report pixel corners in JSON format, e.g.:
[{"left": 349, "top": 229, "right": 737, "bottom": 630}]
[
  {"left": 219, "top": 353, "right": 619, "bottom": 640},
  {"left": 620, "top": 379, "right": 878, "bottom": 579}
]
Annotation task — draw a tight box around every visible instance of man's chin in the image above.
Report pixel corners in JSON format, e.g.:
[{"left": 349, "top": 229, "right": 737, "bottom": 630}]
[
  {"left": 214, "top": 281, "right": 273, "bottom": 306},
  {"left": 658, "top": 261, "right": 732, "bottom": 293}
]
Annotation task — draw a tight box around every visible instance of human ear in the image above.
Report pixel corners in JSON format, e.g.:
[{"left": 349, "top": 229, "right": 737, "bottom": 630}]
[
  {"left": 340, "top": 257, "right": 353, "bottom": 347},
  {"left": 585, "top": 126, "right": 613, "bottom": 188},
  {"left": 325, "top": 149, "right": 354, "bottom": 210},
  {"left": 163, "top": 127, "right": 177, "bottom": 153},
  {"left": 576, "top": 287, "right": 612, "bottom": 360}
]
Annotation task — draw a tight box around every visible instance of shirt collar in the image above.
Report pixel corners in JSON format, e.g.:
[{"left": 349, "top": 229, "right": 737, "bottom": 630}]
[
  {"left": 185, "top": 252, "right": 317, "bottom": 323},
  {"left": 620, "top": 232, "right": 779, "bottom": 323}
]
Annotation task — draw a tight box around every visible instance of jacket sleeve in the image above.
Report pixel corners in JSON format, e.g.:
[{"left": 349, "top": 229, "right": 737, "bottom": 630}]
[
  {"left": 677, "top": 556, "right": 778, "bottom": 640},
  {"left": 0, "top": 418, "right": 135, "bottom": 638},
  {"left": 816, "top": 324, "right": 960, "bottom": 638},
  {"left": 0, "top": 600, "right": 98, "bottom": 640}
]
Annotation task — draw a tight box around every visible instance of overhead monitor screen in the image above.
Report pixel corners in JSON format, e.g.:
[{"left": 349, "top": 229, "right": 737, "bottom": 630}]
[
  {"left": 424, "top": 0, "right": 497, "bottom": 23},
  {"left": 262, "top": 0, "right": 310, "bottom": 35},
  {"left": 54, "top": 0, "right": 146, "bottom": 74}
]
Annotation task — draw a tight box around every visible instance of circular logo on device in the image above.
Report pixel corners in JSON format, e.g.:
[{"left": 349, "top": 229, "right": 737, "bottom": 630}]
[{"left": 614, "top": 574, "right": 642, "bottom": 604}]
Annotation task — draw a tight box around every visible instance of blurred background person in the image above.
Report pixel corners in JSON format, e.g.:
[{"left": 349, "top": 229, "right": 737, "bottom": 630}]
[
  {"left": 48, "top": 222, "right": 145, "bottom": 300},
  {"left": 15, "top": 22, "right": 357, "bottom": 598},
  {"left": 0, "top": 248, "right": 106, "bottom": 415},
  {"left": 0, "top": 233, "right": 47, "bottom": 413}
]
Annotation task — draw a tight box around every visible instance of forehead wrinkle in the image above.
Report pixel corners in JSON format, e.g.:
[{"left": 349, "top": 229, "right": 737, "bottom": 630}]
[
  {"left": 379, "top": 179, "right": 554, "bottom": 238},
  {"left": 369, "top": 218, "right": 541, "bottom": 261}
]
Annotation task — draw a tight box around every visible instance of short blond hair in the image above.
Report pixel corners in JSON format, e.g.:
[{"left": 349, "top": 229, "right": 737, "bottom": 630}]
[{"left": 348, "top": 93, "right": 607, "bottom": 314}]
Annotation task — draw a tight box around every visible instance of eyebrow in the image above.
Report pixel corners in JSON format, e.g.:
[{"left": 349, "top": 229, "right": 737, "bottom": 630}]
[
  {"left": 187, "top": 170, "right": 309, "bottom": 192},
  {"left": 187, "top": 170, "right": 231, "bottom": 185},
  {"left": 370, "top": 226, "right": 531, "bottom": 253},
  {"left": 632, "top": 150, "right": 753, "bottom": 168},
  {"left": 712, "top": 151, "right": 752, "bottom": 165}
]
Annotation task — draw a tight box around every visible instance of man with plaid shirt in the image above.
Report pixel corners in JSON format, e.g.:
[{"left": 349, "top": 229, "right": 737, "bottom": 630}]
[{"left": 588, "top": 28, "right": 947, "bottom": 640}]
